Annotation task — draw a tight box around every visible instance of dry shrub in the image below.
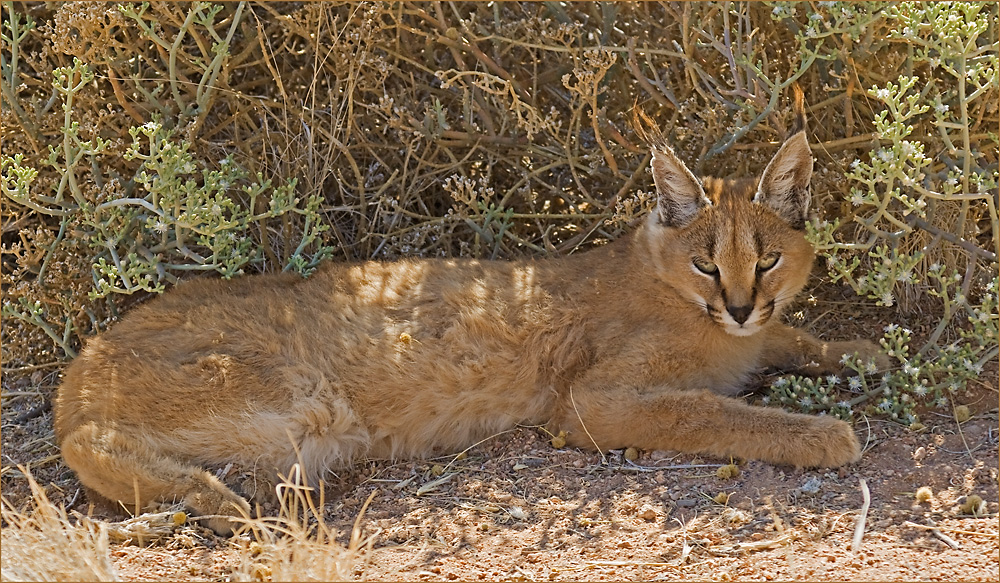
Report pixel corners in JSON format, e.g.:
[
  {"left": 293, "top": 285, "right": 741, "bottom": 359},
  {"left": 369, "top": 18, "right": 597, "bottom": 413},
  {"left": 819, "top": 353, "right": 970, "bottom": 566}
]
[{"left": 2, "top": 2, "right": 994, "bottom": 369}]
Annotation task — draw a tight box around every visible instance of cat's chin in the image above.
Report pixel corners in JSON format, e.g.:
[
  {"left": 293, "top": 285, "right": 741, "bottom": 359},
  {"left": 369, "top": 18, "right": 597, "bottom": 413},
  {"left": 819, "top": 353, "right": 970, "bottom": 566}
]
[{"left": 723, "top": 324, "right": 763, "bottom": 337}]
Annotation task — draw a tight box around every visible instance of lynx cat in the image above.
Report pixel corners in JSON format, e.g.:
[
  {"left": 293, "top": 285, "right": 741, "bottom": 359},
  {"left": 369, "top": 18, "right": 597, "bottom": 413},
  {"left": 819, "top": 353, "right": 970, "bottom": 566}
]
[{"left": 55, "top": 90, "right": 885, "bottom": 534}]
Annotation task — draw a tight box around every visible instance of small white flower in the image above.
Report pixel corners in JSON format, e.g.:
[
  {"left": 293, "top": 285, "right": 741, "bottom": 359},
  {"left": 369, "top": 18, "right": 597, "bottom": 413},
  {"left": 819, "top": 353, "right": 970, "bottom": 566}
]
[
  {"left": 799, "top": 396, "right": 813, "bottom": 407},
  {"left": 884, "top": 323, "right": 899, "bottom": 333},
  {"left": 848, "top": 377, "right": 863, "bottom": 391},
  {"left": 878, "top": 399, "right": 893, "bottom": 411},
  {"left": 875, "top": 88, "right": 891, "bottom": 101},
  {"left": 880, "top": 291, "right": 895, "bottom": 307},
  {"left": 826, "top": 375, "right": 841, "bottom": 385},
  {"left": 935, "top": 103, "right": 950, "bottom": 114},
  {"left": 903, "top": 362, "right": 919, "bottom": 376},
  {"left": 153, "top": 220, "right": 168, "bottom": 234},
  {"left": 866, "top": 360, "right": 879, "bottom": 374},
  {"left": 837, "top": 400, "right": 851, "bottom": 409},
  {"left": 913, "top": 384, "right": 928, "bottom": 396}
]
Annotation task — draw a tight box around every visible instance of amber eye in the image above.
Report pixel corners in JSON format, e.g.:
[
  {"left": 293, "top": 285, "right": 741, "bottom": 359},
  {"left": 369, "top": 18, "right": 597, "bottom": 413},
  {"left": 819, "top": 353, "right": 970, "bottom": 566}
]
[
  {"left": 693, "top": 258, "right": 719, "bottom": 275},
  {"left": 757, "top": 253, "right": 780, "bottom": 271}
]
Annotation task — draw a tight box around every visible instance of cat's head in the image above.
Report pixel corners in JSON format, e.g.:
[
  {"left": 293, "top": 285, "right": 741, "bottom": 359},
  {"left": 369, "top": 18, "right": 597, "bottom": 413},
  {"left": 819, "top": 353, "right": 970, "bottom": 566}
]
[{"left": 642, "top": 91, "right": 815, "bottom": 337}]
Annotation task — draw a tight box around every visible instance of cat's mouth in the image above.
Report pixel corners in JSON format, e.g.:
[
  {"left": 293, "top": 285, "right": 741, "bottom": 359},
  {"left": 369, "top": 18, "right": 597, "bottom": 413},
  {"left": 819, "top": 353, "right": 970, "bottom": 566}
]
[{"left": 708, "top": 300, "right": 775, "bottom": 336}]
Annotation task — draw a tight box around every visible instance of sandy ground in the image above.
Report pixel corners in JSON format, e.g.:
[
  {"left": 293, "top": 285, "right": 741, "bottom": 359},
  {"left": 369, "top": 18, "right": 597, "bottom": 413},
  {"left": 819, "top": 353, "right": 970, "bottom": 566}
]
[{"left": 3, "top": 387, "right": 997, "bottom": 581}]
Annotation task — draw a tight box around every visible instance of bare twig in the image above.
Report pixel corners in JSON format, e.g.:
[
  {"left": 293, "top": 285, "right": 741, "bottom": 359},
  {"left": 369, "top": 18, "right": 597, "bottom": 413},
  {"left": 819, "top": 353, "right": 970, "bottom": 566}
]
[{"left": 903, "top": 521, "right": 996, "bottom": 539}]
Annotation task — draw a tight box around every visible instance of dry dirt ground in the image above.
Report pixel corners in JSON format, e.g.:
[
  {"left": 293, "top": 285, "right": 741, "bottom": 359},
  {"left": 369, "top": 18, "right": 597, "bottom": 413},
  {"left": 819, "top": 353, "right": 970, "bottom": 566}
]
[{"left": 2, "top": 286, "right": 998, "bottom": 581}]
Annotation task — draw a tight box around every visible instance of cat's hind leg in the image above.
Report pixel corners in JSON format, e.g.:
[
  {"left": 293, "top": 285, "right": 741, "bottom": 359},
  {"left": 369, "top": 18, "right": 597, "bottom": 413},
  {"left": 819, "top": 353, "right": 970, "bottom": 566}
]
[
  {"left": 554, "top": 387, "right": 860, "bottom": 468},
  {"left": 59, "top": 421, "right": 251, "bottom": 535}
]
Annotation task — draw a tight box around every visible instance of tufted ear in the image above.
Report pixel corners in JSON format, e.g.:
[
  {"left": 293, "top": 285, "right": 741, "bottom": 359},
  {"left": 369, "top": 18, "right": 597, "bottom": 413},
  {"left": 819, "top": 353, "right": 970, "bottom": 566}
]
[
  {"left": 754, "top": 86, "right": 812, "bottom": 229},
  {"left": 650, "top": 146, "right": 711, "bottom": 228}
]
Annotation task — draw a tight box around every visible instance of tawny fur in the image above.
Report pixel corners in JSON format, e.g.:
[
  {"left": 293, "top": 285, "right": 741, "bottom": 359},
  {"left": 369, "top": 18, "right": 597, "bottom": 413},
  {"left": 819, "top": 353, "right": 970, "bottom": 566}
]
[{"left": 55, "top": 97, "right": 886, "bottom": 534}]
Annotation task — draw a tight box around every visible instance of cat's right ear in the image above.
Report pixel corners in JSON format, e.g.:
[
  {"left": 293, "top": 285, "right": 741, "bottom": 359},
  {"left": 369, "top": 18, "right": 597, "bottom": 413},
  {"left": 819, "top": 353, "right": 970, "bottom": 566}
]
[{"left": 650, "top": 146, "right": 710, "bottom": 228}]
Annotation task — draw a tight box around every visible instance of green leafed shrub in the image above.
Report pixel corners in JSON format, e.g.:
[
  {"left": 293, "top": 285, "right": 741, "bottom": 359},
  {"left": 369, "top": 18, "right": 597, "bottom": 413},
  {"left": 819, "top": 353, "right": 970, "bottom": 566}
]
[{"left": 767, "top": 1, "right": 998, "bottom": 423}]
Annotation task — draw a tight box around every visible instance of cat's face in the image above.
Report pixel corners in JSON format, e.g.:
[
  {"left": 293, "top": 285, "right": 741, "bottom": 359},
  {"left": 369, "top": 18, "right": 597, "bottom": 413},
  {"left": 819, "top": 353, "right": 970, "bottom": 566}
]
[{"left": 644, "top": 116, "right": 815, "bottom": 337}]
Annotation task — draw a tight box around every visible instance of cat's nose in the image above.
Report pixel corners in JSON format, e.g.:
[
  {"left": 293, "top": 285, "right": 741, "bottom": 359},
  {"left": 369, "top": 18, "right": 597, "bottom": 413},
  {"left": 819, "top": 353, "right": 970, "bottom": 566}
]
[{"left": 727, "top": 304, "right": 754, "bottom": 325}]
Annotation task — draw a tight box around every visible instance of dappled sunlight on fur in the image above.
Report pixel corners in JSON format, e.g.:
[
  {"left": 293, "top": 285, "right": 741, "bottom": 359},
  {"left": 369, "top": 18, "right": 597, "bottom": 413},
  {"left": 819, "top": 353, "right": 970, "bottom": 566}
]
[{"left": 54, "top": 90, "right": 887, "bottom": 535}]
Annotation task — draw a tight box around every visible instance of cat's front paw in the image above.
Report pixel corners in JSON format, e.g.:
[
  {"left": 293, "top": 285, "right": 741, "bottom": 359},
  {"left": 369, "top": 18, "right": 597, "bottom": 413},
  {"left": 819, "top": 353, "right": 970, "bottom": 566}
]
[
  {"left": 806, "top": 416, "right": 862, "bottom": 468},
  {"left": 829, "top": 339, "right": 891, "bottom": 375}
]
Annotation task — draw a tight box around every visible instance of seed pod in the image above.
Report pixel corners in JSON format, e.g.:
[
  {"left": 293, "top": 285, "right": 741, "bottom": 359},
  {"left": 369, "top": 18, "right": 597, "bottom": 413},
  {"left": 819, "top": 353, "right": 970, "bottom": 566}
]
[{"left": 716, "top": 464, "right": 740, "bottom": 479}]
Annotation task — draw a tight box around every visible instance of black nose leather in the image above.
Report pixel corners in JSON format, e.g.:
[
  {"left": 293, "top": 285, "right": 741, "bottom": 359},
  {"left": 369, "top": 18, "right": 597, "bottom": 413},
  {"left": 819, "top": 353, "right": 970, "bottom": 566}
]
[{"left": 727, "top": 304, "right": 754, "bottom": 325}]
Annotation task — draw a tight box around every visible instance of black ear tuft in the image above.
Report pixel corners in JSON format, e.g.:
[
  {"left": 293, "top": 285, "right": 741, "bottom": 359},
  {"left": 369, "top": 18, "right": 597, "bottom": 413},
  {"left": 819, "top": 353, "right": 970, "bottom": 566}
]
[{"left": 789, "top": 83, "right": 806, "bottom": 137}]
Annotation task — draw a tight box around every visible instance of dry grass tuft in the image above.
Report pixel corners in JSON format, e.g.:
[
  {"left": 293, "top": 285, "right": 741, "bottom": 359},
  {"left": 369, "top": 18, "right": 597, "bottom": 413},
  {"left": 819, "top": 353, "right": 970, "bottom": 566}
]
[
  {"left": 0, "top": 464, "right": 365, "bottom": 582},
  {"left": 230, "top": 464, "right": 366, "bottom": 582},
  {"left": 1, "top": 468, "right": 119, "bottom": 582}
]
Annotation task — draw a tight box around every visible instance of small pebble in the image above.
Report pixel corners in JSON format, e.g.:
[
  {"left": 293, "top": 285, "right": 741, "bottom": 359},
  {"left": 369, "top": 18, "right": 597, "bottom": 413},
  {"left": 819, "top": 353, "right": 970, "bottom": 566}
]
[{"left": 800, "top": 477, "right": 822, "bottom": 494}]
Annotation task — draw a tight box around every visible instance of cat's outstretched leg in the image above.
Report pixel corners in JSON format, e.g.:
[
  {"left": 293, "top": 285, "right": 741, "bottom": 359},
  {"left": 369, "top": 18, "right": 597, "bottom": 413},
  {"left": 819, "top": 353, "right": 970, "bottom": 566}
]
[
  {"left": 553, "top": 387, "right": 861, "bottom": 468},
  {"left": 59, "top": 421, "right": 251, "bottom": 535}
]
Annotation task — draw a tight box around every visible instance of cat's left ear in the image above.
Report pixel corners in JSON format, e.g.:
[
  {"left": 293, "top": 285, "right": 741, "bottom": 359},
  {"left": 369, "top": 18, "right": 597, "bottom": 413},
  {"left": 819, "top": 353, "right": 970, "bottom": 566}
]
[{"left": 754, "top": 87, "right": 812, "bottom": 229}]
